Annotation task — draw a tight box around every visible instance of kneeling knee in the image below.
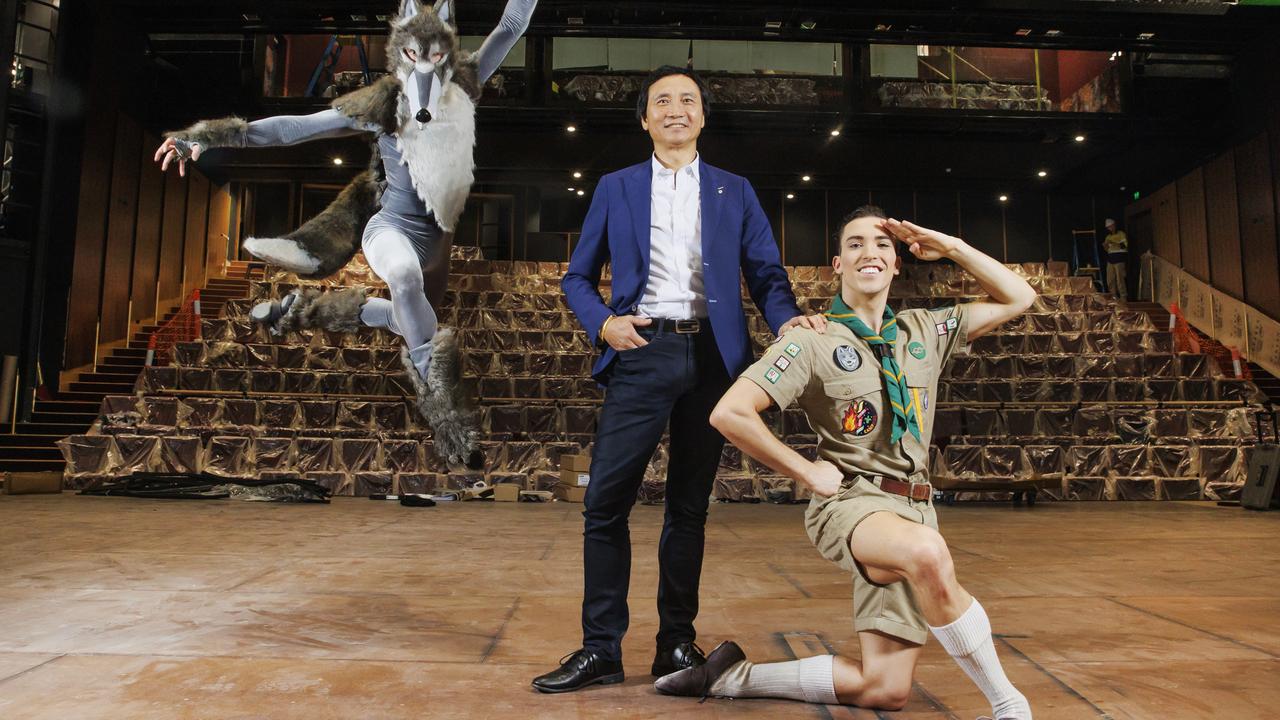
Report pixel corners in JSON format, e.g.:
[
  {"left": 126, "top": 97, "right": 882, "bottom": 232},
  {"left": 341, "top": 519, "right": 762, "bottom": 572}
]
[{"left": 857, "top": 681, "right": 911, "bottom": 711}]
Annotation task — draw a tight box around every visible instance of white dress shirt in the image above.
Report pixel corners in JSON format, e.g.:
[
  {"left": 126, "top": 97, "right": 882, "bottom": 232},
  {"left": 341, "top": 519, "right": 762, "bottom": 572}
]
[{"left": 639, "top": 154, "right": 706, "bottom": 319}]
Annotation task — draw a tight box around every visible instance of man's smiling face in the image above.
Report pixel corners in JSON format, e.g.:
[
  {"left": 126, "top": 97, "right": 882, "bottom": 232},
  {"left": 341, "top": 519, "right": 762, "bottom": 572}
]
[
  {"left": 641, "top": 74, "right": 706, "bottom": 149},
  {"left": 833, "top": 215, "right": 901, "bottom": 298}
]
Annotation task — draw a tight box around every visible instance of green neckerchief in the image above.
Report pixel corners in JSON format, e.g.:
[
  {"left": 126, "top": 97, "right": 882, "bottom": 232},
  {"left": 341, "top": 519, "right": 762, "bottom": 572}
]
[{"left": 824, "top": 295, "right": 922, "bottom": 445}]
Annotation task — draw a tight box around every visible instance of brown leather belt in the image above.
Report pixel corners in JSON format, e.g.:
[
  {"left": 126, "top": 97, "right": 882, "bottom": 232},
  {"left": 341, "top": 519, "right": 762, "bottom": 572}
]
[{"left": 867, "top": 476, "right": 933, "bottom": 502}]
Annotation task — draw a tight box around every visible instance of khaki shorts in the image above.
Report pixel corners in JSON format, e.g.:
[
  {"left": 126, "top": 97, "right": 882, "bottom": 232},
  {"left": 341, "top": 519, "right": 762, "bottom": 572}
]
[{"left": 804, "top": 477, "right": 938, "bottom": 645}]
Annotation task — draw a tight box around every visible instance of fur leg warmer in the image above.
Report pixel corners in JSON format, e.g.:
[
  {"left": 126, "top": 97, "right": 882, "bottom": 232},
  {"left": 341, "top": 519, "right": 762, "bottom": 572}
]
[
  {"left": 276, "top": 286, "right": 369, "bottom": 335},
  {"left": 400, "top": 327, "right": 483, "bottom": 469},
  {"left": 166, "top": 116, "right": 249, "bottom": 149}
]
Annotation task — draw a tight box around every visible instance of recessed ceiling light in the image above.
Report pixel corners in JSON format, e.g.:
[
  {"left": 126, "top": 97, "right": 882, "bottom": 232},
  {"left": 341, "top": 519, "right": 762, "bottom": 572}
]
[
  {"left": 800, "top": 19, "right": 817, "bottom": 31},
  {"left": 568, "top": 17, "right": 584, "bottom": 26},
  {"left": 1037, "top": 170, "right": 1047, "bottom": 178},
  {"left": 875, "top": 23, "right": 892, "bottom": 32},
  {"left": 786, "top": 193, "right": 795, "bottom": 200},
  {"left": 1016, "top": 28, "right": 1032, "bottom": 36},
  {"left": 242, "top": 13, "right": 260, "bottom": 21},
  {"left": 1045, "top": 29, "right": 1063, "bottom": 37},
  {"left": 577, "top": 190, "right": 585, "bottom": 196},
  {"left": 945, "top": 167, "right": 952, "bottom": 173},
  {"left": 1120, "top": 186, "right": 1127, "bottom": 191},
  {"left": 764, "top": 20, "right": 783, "bottom": 30},
  {"left": 830, "top": 129, "right": 841, "bottom": 137},
  {"left": 567, "top": 187, "right": 575, "bottom": 192},
  {"left": 566, "top": 124, "right": 577, "bottom": 133},
  {"left": 1138, "top": 32, "right": 1155, "bottom": 40},
  {"left": 332, "top": 157, "right": 343, "bottom": 166},
  {"left": 376, "top": 14, "right": 391, "bottom": 22},
  {"left": 350, "top": 14, "right": 367, "bottom": 22},
  {"left": 801, "top": 175, "right": 812, "bottom": 182},
  {"left": 1074, "top": 134, "right": 1085, "bottom": 142},
  {"left": 572, "top": 171, "right": 582, "bottom": 179},
  {"left": 998, "top": 194, "right": 1008, "bottom": 202}
]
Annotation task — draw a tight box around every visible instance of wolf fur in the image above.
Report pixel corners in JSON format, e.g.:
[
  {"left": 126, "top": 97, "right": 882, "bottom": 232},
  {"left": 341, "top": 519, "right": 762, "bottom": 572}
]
[
  {"left": 394, "top": 84, "right": 475, "bottom": 232},
  {"left": 399, "top": 327, "right": 482, "bottom": 468},
  {"left": 276, "top": 286, "right": 369, "bottom": 335},
  {"left": 243, "top": 168, "right": 382, "bottom": 278},
  {"left": 166, "top": 116, "right": 249, "bottom": 149}
]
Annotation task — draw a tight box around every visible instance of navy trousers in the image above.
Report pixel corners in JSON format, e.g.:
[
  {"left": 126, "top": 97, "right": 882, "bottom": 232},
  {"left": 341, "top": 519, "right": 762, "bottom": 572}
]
[{"left": 580, "top": 324, "right": 733, "bottom": 661}]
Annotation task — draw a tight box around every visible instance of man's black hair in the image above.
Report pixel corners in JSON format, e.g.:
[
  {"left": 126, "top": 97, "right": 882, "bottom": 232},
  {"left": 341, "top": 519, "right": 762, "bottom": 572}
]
[
  {"left": 636, "top": 65, "right": 712, "bottom": 122},
  {"left": 833, "top": 205, "right": 891, "bottom": 245}
]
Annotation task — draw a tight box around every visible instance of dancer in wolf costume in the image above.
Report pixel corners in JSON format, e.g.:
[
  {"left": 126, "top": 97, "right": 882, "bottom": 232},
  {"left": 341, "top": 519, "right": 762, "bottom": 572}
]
[{"left": 154, "top": 0, "right": 537, "bottom": 468}]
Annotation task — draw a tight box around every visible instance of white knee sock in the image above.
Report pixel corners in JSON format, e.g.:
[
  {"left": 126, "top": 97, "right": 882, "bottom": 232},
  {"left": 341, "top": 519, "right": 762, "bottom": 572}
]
[
  {"left": 709, "top": 654, "right": 838, "bottom": 704},
  {"left": 929, "top": 599, "right": 1031, "bottom": 720},
  {"left": 359, "top": 297, "right": 401, "bottom": 335}
]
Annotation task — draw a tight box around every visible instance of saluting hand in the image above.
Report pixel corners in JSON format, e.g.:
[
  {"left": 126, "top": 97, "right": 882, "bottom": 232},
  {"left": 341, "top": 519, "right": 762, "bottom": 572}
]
[
  {"left": 602, "top": 315, "right": 653, "bottom": 351},
  {"left": 882, "top": 218, "right": 964, "bottom": 262}
]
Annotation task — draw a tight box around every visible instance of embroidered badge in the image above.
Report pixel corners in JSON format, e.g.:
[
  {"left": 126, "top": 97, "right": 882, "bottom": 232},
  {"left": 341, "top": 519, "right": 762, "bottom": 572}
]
[
  {"left": 833, "top": 345, "right": 861, "bottom": 372},
  {"left": 784, "top": 342, "right": 802, "bottom": 358},
  {"left": 936, "top": 323, "right": 948, "bottom": 336},
  {"left": 841, "top": 399, "right": 878, "bottom": 436},
  {"left": 773, "top": 356, "right": 791, "bottom": 372},
  {"left": 908, "top": 341, "right": 926, "bottom": 360},
  {"left": 946, "top": 317, "right": 959, "bottom": 332},
  {"left": 764, "top": 368, "right": 781, "bottom": 384}
]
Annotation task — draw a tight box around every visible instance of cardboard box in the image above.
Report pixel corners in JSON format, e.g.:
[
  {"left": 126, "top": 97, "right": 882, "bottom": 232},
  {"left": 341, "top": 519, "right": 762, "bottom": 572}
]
[
  {"left": 559, "top": 469, "right": 590, "bottom": 488},
  {"left": 554, "top": 484, "right": 588, "bottom": 503},
  {"left": 2, "top": 472, "right": 63, "bottom": 495},
  {"left": 493, "top": 483, "right": 521, "bottom": 502},
  {"left": 561, "top": 453, "right": 591, "bottom": 473}
]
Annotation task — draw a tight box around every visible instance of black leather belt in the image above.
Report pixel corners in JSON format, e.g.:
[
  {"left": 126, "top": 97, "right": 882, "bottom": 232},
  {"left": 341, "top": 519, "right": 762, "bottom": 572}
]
[{"left": 642, "top": 318, "right": 707, "bottom": 334}]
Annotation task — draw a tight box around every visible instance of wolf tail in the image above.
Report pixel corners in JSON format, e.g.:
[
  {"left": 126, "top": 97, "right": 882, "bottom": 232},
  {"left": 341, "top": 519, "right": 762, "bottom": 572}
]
[{"left": 243, "top": 169, "right": 381, "bottom": 279}]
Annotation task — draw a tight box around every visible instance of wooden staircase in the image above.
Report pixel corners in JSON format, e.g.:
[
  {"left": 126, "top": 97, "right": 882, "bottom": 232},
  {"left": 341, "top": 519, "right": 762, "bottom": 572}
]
[
  {"left": 1130, "top": 300, "right": 1280, "bottom": 407},
  {"left": 0, "top": 262, "right": 262, "bottom": 473}
]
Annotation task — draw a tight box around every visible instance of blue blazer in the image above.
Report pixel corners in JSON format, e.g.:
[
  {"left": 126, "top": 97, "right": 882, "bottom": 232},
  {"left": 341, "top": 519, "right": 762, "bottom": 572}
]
[{"left": 562, "top": 159, "right": 801, "bottom": 384}]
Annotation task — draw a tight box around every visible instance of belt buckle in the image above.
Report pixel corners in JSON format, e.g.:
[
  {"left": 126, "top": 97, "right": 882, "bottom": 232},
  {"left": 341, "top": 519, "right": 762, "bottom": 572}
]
[
  {"left": 674, "top": 319, "right": 700, "bottom": 334},
  {"left": 909, "top": 482, "right": 932, "bottom": 501}
]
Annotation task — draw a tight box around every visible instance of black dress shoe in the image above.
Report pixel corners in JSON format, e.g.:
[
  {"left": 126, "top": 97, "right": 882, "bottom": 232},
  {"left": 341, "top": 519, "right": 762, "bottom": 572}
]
[
  {"left": 651, "top": 640, "right": 706, "bottom": 677},
  {"left": 653, "top": 640, "right": 747, "bottom": 697},
  {"left": 531, "top": 648, "right": 624, "bottom": 694}
]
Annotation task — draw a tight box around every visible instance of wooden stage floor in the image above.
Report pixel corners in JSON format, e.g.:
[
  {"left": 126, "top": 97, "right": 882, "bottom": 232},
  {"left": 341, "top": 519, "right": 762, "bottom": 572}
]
[{"left": 0, "top": 495, "right": 1276, "bottom": 719}]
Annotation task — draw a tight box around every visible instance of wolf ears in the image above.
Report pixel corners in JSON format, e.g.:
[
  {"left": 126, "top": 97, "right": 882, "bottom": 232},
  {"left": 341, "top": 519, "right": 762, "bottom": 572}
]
[{"left": 397, "top": 0, "right": 455, "bottom": 27}]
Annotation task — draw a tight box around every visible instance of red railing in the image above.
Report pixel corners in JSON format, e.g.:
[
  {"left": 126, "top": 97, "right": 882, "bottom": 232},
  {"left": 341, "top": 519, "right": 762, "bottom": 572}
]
[
  {"left": 1168, "top": 303, "right": 1250, "bottom": 380},
  {"left": 145, "top": 290, "right": 202, "bottom": 367}
]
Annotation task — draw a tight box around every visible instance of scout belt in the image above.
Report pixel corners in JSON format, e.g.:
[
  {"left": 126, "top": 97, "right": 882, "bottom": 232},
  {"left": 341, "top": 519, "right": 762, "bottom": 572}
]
[{"left": 862, "top": 475, "right": 932, "bottom": 502}]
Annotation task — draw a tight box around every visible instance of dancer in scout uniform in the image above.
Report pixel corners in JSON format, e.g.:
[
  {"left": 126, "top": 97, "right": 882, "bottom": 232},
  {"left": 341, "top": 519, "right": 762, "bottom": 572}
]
[{"left": 656, "top": 205, "right": 1037, "bottom": 719}]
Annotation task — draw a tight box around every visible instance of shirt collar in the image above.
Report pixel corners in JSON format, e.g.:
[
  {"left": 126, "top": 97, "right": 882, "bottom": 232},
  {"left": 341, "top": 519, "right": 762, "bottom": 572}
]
[{"left": 651, "top": 153, "right": 700, "bottom": 183}]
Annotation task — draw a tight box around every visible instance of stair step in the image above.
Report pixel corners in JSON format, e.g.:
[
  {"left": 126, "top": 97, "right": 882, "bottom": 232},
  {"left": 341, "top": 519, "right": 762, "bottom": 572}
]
[
  {"left": 33, "top": 400, "right": 99, "bottom": 414},
  {"left": 29, "top": 411, "right": 96, "bottom": 426},
  {"left": 0, "top": 446, "right": 64, "bottom": 460},
  {"left": 0, "top": 458, "right": 65, "bottom": 472},
  {"left": 0, "top": 434, "right": 64, "bottom": 448},
  {"left": 79, "top": 372, "right": 140, "bottom": 384},
  {"left": 14, "top": 422, "right": 87, "bottom": 435},
  {"left": 68, "top": 381, "right": 136, "bottom": 394}
]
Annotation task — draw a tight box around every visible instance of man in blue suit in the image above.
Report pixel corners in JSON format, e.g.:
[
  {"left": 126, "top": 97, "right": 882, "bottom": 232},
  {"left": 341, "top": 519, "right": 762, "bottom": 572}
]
[{"left": 533, "top": 65, "right": 816, "bottom": 693}]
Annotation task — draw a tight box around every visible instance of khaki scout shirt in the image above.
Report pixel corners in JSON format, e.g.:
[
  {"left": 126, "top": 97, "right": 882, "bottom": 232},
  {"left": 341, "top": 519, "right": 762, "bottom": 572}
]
[{"left": 741, "top": 304, "right": 970, "bottom": 481}]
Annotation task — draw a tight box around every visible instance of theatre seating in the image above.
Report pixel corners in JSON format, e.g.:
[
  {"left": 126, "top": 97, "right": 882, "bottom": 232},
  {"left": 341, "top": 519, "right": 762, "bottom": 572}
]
[{"left": 60, "top": 251, "right": 1271, "bottom": 503}]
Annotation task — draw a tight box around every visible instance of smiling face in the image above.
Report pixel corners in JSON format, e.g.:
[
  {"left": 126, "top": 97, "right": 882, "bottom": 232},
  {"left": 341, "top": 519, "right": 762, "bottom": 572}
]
[
  {"left": 641, "top": 74, "right": 706, "bottom": 152},
  {"left": 833, "top": 215, "right": 901, "bottom": 299}
]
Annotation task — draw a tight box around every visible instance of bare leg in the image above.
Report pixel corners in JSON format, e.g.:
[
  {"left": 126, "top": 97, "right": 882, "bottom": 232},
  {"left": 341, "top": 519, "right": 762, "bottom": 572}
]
[{"left": 831, "top": 631, "right": 922, "bottom": 710}]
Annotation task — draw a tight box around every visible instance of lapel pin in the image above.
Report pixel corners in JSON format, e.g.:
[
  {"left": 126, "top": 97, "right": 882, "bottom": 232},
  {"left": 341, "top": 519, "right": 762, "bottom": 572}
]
[{"left": 717, "top": 186, "right": 724, "bottom": 194}]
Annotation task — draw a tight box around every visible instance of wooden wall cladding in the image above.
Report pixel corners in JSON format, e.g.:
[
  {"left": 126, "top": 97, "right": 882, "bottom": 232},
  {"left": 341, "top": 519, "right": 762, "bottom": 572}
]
[
  {"left": 1236, "top": 133, "right": 1280, "bottom": 320},
  {"left": 181, "top": 172, "right": 211, "bottom": 299},
  {"left": 98, "top": 116, "right": 143, "bottom": 348},
  {"left": 204, "top": 184, "right": 232, "bottom": 279},
  {"left": 1151, "top": 182, "right": 1180, "bottom": 265},
  {"left": 1175, "top": 167, "right": 1209, "bottom": 283},
  {"left": 156, "top": 169, "right": 188, "bottom": 310},
  {"left": 1203, "top": 151, "right": 1244, "bottom": 300},
  {"left": 129, "top": 133, "right": 166, "bottom": 328}
]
